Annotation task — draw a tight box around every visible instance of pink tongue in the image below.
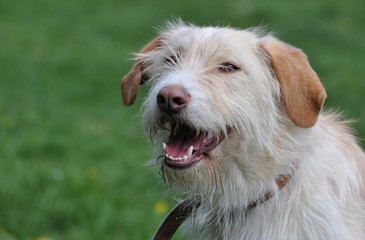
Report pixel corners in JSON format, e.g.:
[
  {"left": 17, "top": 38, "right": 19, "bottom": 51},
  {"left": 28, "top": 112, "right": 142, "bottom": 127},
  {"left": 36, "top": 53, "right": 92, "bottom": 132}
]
[{"left": 165, "top": 131, "right": 205, "bottom": 157}]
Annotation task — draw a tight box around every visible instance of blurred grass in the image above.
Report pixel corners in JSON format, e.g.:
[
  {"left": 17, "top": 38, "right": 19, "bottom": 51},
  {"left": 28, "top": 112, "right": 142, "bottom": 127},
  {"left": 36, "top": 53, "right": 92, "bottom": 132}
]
[{"left": 0, "top": 0, "right": 364, "bottom": 239}]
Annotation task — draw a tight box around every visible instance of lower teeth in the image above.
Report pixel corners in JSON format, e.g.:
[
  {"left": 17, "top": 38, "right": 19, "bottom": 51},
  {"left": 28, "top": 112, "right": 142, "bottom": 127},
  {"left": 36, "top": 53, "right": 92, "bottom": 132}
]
[{"left": 164, "top": 145, "right": 194, "bottom": 162}]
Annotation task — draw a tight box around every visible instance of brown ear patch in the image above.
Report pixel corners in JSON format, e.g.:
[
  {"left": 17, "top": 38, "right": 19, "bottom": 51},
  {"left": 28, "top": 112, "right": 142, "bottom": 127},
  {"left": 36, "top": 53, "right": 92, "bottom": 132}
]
[
  {"left": 121, "top": 36, "right": 162, "bottom": 106},
  {"left": 261, "top": 38, "right": 327, "bottom": 128},
  {"left": 121, "top": 64, "right": 142, "bottom": 106}
]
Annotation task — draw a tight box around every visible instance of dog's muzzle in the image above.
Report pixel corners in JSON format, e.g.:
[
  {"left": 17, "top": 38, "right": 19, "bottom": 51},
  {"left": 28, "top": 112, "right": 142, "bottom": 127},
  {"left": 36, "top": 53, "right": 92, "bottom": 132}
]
[{"left": 155, "top": 85, "right": 226, "bottom": 169}]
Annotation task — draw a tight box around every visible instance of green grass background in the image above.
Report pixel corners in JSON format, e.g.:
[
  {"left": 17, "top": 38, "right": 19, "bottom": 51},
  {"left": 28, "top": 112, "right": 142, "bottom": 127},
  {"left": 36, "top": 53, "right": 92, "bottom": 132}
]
[{"left": 0, "top": 0, "right": 364, "bottom": 239}]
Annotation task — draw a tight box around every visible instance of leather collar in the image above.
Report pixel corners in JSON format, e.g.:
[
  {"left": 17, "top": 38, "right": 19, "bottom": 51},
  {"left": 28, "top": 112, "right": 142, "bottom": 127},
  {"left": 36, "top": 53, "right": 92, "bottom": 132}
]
[{"left": 152, "top": 166, "right": 297, "bottom": 240}]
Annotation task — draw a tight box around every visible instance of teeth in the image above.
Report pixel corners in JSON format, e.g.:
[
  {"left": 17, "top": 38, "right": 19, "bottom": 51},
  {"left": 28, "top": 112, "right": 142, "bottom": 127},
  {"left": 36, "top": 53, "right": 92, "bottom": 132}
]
[
  {"left": 164, "top": 146, "right": 194, "bottom": 162},
  {"left": 163, "top": 143, "right": 166, "bottom": 150},
  {"left": 165, "top": 153, "right": 182, "bottom": 161},
  {"left": 187, "top": 146, "right": 193, "bottom": 158}
]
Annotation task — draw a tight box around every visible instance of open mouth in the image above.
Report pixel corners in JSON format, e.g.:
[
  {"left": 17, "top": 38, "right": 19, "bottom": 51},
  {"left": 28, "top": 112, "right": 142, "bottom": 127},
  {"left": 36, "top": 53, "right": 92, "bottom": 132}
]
[{"left": 162, "top": 124, "right": 226, "bottom": 169}]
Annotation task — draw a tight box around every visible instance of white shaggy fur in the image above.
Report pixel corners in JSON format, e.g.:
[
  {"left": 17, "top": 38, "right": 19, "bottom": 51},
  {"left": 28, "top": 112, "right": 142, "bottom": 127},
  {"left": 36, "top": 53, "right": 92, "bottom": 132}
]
[{"left": 122, "top": 22, "right": 365, "bottom": 239}]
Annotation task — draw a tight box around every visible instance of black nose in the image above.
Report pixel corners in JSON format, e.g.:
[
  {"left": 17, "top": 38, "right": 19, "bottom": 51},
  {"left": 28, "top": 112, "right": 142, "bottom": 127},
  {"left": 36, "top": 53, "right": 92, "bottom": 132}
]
[{"left": 156, "top": 85, "right": 190, "bottom": 113}]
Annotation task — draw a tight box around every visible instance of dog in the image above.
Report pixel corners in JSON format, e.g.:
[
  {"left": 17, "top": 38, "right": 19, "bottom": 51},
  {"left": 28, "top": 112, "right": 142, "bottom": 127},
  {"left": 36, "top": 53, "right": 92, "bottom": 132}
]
[{"left": 121, "top": 21, "right": 365, "bottom": 239}]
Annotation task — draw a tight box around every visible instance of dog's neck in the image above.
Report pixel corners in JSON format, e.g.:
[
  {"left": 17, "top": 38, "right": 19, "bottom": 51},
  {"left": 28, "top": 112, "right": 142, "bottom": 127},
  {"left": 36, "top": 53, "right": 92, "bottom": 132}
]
[
  {"left": 153, "top": 165, "right": 297, "bottom": 240},
  {"left": 246, "top": 163, "right": 297, "bottom": 208}
]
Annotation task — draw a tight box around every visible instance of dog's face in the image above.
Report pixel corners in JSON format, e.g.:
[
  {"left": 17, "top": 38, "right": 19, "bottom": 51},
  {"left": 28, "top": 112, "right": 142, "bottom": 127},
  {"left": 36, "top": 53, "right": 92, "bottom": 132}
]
[{"left": 122, "top": 23, "right": 326, "bottom": 195}]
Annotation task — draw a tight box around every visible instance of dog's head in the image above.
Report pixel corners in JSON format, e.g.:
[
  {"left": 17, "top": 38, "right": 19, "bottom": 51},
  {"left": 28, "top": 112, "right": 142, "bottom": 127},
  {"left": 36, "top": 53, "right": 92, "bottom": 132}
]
[{"left": 121, "top": 22, "right": 326, "bottom": 195}]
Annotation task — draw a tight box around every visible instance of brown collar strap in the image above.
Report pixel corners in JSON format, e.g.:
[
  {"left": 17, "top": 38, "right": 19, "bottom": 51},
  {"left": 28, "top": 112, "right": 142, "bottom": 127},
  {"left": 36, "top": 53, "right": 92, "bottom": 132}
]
[
  {"left": 152, "top": 198, "right": 201, "bottom": 240},
  {"left": 152, "top": 166, "right": 296, "bottom": 240},
  {"left": 247, "top": 167, "right": 296, "bottom": 208}
]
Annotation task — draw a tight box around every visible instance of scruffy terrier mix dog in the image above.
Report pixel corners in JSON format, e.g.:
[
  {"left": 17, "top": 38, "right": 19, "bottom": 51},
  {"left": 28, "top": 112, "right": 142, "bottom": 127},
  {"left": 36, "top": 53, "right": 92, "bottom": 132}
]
[{"left": 121, "top": 22, "right": 365, "bottom": 239}]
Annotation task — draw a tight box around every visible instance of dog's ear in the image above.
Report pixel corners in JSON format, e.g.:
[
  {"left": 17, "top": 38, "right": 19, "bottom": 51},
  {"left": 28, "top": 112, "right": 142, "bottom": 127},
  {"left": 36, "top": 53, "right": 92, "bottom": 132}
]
[
  {"left": 121, "top": 36, "right": 162, "bottom": 106},
  {"left": 260, "top": 38, "right": 327, "bottom": 128}
]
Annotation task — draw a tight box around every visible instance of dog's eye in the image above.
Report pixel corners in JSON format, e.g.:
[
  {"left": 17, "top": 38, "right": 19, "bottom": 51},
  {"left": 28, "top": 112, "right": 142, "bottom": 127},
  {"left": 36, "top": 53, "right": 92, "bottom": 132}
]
[
  {"left": 219, "top": 63, "right": 240, "bottom": 72},
  {"left": 165, "top": 55, "right": 178, "bottom": 65}
]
